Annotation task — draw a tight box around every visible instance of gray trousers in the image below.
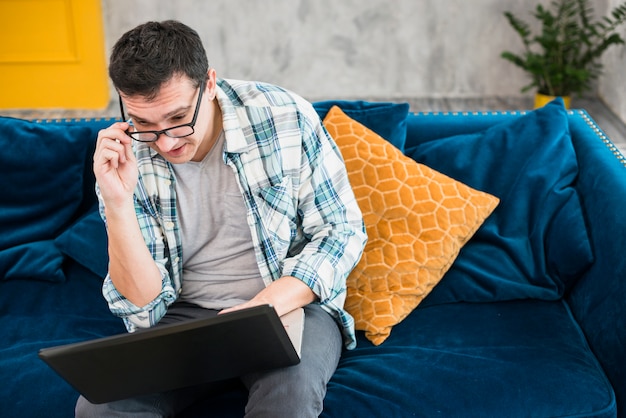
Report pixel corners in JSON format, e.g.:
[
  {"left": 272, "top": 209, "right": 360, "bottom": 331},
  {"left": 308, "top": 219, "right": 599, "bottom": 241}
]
[{"left": 75, "top": 303, "right": 342, "bottom": 418}]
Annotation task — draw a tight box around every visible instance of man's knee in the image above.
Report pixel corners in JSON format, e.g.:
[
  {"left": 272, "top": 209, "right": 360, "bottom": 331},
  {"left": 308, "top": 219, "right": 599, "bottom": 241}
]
[{"left": 244, "top": 367, "right": 326, "bottom": 418}]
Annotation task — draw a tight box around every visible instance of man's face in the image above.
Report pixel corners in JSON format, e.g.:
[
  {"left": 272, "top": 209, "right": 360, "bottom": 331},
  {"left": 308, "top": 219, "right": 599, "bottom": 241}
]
[{"left": 121, "top": 72, "right": 220, "bottom": 164}]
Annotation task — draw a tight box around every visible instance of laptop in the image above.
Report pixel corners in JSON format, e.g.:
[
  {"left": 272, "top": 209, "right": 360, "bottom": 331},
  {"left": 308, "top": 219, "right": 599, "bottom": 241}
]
[{"left": 39, "top": 304, "right": 304, "bottom": 404}]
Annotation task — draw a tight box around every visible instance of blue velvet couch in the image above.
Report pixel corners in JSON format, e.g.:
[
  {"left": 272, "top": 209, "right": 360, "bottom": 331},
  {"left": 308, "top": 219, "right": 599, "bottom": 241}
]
[{"left": 1, "top": 99, "right": 625, "bottom": 417}]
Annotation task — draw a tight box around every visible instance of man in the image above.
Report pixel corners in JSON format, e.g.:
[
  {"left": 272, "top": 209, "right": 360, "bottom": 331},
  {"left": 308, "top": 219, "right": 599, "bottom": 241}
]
[{"left": 77, "top": 20, "right": 366, "bottom": 417}]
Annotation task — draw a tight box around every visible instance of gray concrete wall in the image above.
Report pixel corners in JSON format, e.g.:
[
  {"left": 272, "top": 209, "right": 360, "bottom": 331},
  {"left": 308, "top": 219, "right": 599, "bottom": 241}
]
[
  {"left": 102, "top": 0, "right": 624, "bottom": 121},
  {"left": 600, "top": 0, "right": 626, "bottom": 124}
]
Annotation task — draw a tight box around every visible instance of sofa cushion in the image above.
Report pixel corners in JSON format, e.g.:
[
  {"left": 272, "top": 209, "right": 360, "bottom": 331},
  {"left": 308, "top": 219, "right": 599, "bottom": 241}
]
[
  {"left": 54, "top": 207, "right": 108, "bottom": 278},
  {"left": 405, "top": 100, "right": 594, "bottom": 305},
  {"left": 0, "top": 117, "right": 94, "bottom": 282},
  {"left": 321, "top": 300, "right": 616, "bottom": 417},
  {"left": 323, "top": 106, "right": 499, "bottom": 345},
  {"left": 313, "top": 100, "right": 410, "bottom": 151},
  {"left": 0, "top": 261, "right": 126, "bottom": 418},
  {"left": 0, "top": 241, "right": 65, "bottom": 282},
  {"left": 180, "top": 300, "right": 616, "bottom": 417}
]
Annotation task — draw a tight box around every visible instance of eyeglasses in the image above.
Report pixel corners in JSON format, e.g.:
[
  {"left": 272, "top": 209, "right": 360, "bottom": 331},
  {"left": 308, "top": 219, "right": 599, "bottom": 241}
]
[{"left": 119, "top": 78, "right": 207, "bottom": 143}]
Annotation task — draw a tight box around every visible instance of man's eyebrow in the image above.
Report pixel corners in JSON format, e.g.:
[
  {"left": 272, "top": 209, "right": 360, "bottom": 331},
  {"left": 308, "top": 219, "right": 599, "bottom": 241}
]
[
  {"left": 163, "top": 105, "right": 192, "bottom": 119},
  {"left": 128, "top": 105, "right": 192, "bottom": 123}
]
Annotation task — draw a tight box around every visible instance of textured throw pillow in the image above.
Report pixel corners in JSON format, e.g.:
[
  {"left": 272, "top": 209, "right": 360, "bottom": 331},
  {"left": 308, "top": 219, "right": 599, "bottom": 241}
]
[
  {"left": 323, "top": 106, "right": 499, "bottom": 345},
  {"left": 405, "top": 99, "right": 594, "bottom": 306},
  {"left": 314, "top": 100, "right": 410, "bottom": 151}
]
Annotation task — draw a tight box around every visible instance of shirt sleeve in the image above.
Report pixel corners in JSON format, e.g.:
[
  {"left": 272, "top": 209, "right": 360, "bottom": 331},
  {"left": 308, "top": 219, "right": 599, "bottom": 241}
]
[
  {"left": 96, "top": 179, "right": 179, "bottom": 333},
  {"left": 280, "top": 104, "right": 367, "bottom": 331}
]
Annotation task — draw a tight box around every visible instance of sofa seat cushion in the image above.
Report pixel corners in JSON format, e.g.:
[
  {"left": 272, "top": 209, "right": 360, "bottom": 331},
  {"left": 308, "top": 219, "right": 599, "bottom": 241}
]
[
  {"left": 322, "top": 300, "right": 616, "bottom": 417},
  {"left": 178, "top": 300, "right": 616, "bottom": 417},
  {"left": 0, "top": 261, "right": 125, "bottom": 418}
]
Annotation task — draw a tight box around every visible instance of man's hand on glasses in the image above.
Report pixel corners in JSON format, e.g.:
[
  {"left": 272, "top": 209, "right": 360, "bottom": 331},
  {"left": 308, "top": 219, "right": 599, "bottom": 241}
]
[{"left": 93, "top": 122, "right": 139, "bottom": 211}]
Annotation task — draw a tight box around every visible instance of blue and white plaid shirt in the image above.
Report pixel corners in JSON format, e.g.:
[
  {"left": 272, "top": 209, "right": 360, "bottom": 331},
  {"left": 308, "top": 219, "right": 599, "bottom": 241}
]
[{"left": 98, "top": 79, "right": 366, "bottom": 348}]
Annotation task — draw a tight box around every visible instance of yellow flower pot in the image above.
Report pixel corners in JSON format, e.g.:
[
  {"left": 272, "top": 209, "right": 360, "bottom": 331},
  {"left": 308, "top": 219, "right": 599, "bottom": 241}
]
[{"left": 534, "top": 93, "right": 571, "bottom": 109}]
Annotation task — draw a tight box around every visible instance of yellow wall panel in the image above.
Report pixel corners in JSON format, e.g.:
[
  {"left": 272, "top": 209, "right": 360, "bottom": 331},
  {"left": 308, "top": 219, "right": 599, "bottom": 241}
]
[{"left": 0, "top": 0, "right": 109, "bottom": 109}]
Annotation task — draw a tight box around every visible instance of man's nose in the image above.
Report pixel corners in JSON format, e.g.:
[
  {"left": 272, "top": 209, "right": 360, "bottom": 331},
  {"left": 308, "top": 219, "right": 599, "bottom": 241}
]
[{"left": 154, "top": 133, "right": 178, "bottom": 151}]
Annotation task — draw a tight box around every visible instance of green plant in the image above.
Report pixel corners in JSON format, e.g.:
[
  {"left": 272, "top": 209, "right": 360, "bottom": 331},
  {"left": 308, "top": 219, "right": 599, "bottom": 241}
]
[{"left": 501, "top": 0, "right": 626, "bottom": 97}]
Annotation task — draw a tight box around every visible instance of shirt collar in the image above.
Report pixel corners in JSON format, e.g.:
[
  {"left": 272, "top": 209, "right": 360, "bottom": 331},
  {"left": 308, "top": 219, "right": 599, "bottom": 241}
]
[{"left": 215, "top": 81, "right": 256, "bottom": 154}]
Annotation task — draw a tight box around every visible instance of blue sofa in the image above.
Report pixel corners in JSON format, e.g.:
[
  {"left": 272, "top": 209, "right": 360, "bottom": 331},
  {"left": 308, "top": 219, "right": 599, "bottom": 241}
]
[{"left": 1, "top": 99, "right": 625, "bottom": 417}]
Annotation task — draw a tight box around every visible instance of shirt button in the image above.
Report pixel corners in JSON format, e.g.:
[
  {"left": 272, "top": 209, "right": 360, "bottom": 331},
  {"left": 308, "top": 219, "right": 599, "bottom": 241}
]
[
  {"left": 164, "top": 221, "right": 174, "bottom": 230},
  {"left": 174, "top": 257, "right": 180, "bottom": 264}
]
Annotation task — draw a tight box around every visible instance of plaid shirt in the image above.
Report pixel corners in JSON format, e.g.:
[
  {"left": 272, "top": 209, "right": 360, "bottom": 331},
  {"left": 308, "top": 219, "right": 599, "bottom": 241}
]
[{"left": 99, "top": 79, "right": 366, "bottom": 348}]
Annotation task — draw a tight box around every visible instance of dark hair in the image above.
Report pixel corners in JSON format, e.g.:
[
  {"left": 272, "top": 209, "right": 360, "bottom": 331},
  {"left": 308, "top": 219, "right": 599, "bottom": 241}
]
[{"left": 109, "top": 20, "right": 209, "bottom": 98}]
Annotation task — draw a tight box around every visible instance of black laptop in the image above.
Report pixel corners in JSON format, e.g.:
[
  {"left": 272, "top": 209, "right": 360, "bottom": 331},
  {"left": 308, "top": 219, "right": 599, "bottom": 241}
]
[{"left": 39, "top": 304, "right": 303, "bottom": 404}]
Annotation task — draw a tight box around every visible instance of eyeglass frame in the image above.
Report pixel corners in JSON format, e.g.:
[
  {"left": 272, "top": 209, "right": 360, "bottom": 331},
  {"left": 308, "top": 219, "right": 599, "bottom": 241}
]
[{"left": 118, "top": 77, "right": 207, "bottom": 143}]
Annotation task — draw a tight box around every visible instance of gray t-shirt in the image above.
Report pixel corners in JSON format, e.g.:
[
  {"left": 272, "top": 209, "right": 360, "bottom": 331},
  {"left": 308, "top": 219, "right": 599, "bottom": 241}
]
[{"left": 172, "top": 131, "right": 265, "bottom": 309}]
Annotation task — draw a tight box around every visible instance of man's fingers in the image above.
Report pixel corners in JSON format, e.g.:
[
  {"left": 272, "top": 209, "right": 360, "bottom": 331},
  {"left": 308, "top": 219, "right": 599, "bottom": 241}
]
[
  {"left": 96, "top": 123, "right": 133, "bottom": 165},
  {"left": 97, "top": 123, "right": 131, "bottom": 145},
  {"left": 123, "top": 138, "right": 135, "bottom": 164},
  {"left": 96, "top": 148, "right": 123, "bottom": 170}
]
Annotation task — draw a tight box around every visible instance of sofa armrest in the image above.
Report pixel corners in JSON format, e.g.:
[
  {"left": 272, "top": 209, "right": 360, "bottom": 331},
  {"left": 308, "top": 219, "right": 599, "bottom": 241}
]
[{"left": 566, "top": 110, "right": 626, "bottom": 412}]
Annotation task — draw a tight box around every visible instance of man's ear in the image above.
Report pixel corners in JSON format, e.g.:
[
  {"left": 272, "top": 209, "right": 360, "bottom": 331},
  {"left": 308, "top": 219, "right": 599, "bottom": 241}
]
[{"left": 206, "top": 68, "right": 218, "bottom": 100}]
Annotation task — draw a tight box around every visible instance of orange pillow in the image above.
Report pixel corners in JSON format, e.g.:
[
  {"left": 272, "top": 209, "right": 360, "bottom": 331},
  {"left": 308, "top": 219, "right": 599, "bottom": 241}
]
[{"left": 323, "top": 106, "right": 499, "bottom": 345}]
